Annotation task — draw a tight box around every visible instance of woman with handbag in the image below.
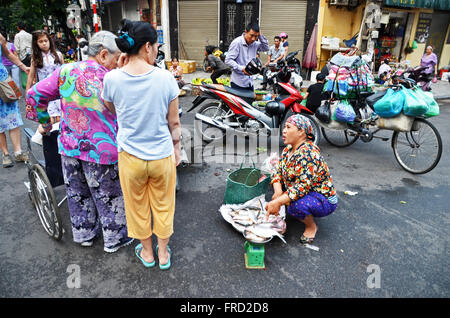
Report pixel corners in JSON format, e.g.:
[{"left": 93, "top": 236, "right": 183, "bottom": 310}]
[
  {"left": 0, "top": 32, "right": 30, "bottom": 168},
  {"left": 265, "top": 114, "right": 338, "bottom": 244}
]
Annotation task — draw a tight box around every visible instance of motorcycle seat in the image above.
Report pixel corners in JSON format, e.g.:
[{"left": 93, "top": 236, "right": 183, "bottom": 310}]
[{"left": 204, "top": 84, "right": 255, "bottom": 100}]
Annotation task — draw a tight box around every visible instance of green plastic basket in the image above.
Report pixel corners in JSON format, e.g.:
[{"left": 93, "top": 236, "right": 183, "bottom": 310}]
[{"left": 224, "top": 154, "right": 270, "bottom": 205}]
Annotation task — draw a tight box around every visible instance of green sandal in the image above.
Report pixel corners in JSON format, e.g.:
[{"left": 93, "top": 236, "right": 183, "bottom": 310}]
[
  {"left": 135, "top": 243, "right": 156, "bottom": 268},
  {"left": 156, "top": 245, "right": 172, "bottom": 270}
]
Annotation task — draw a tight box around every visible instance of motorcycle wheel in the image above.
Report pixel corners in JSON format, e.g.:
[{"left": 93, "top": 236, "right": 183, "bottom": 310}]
[{"left": 195, "top": 102, "right": 228, "bottom": 143}]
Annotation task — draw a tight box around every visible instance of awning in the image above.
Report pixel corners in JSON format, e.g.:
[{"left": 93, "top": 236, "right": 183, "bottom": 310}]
[{"left": 384, "top": 0, "right": 450, "bottom": 10}]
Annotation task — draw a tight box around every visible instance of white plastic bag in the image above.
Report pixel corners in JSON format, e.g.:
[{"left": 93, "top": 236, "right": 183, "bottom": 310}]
[{"left": 261, "top": 152, "right": 279, "bottom": 175}]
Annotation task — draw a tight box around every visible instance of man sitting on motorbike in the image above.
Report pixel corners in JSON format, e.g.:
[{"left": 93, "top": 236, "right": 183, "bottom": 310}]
[
  {"left": 261, "top": 36, "right": 285, "bottom": 90},
  {"left": 205, "top": 45, "right": 230, "bottom": 84}
]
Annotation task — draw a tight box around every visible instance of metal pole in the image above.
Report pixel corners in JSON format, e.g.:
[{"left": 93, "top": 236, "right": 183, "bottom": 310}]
[{"left": 91, "top": 0, "right": 98, "bottom": 32}]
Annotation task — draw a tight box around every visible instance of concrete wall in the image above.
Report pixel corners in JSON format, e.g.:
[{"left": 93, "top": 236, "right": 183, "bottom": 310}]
[
  {"left": 439, "top": 24, "right": 450, "bottom": 69},
  {"left": 316, "top": 0, "right": 365, "bottom": 70}
]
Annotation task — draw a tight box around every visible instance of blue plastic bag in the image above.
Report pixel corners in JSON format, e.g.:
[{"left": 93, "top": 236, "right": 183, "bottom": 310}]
[
  {"left": 373, "top": 88, "right": 404, "bottom": 118},
  {"left": 401, "top": 88, "right": 429, "bottom": 116},
  {"left": 335, "top": 100, "right": 356, "bottom": 123}
]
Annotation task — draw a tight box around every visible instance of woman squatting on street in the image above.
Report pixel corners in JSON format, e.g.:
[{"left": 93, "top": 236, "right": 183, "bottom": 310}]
[
  {"left": 266, "top": 115, "right": 338, "bottom": 244},
  {"left": 102, "top": 19, "right": 181, "bottom": 270},
  {"left": 26, "top": 31, "right": 133, "bottom": 253}
]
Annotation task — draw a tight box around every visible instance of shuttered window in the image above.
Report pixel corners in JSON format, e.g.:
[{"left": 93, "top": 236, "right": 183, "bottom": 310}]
[
  {"left": 260, "top": 0, "right": 307, "bottom": 57},
  {"left": 178, "top": 0, "right": 219, "bottom": 65}
]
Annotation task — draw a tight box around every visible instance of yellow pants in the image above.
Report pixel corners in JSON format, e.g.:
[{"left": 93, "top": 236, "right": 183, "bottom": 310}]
[{"left": 118, "top": 151, "right": 176, "bottom": 240}]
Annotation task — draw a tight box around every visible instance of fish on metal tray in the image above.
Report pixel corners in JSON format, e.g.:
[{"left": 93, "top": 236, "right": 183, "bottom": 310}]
[
  {"left": 247, "top": 225, "right": 287, "bottom": 244},
  {"left": 244, "top": 231, "right": 267, "bottom": 243}
]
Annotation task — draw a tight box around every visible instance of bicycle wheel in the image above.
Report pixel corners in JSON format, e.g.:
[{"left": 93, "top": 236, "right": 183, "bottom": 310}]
[
  {"left": 392, "top": 118, "right": 442, "bottom": 174},
  {"left": 28, "top": 164, "right": 63, "bottom": 240},
  {"left": 321, "top": 127, "right": 359, "bottom": 147}
]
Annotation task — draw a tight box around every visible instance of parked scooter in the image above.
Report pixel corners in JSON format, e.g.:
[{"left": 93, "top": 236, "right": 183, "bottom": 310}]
[
  {"left": 262, "top": 50, "right": 303, "bottom": 91},
  {"left": 154, "top": 43, "right": 167, "bottom": 70},
  {"left": 398, "top": 65, "right": 433, "bottom": 91},
  {"left": 188, "top": 62, "right": 319, "bottom": 145}
]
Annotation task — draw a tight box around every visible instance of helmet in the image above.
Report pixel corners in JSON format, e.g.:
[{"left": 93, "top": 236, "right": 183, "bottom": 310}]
[
  {"left": 279, "top": 32, "right": 288, "bottom": 39},
  {"left": 245, "top": 57, "right": 262, "bottom": 75},
  {"left": 276, "top": 67, "right": 291, "bottom": 83},
  {"left": 265, "top": 101, "right": 285, "bottom": 117}
]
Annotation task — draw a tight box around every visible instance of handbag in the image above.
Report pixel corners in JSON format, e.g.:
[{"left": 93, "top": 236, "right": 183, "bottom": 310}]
[
  {"left": 224, "top": 153, "right": 271, "bottom": 205},
  {"left": 0, "top": 74, "right": 22, "bottom": 103}
]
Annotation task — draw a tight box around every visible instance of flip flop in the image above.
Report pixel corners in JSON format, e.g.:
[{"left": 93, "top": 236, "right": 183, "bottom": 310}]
[
  {"left": 135, "top": 243, "right": 156, "bottom": 268},
  {"left": 300, "top": 235, "right": 315, "bottom": 244},
  {"left": 300, "top": 226, "right": 318, "bottom": 245},
  {"left": 156, "top": 245, "right": 172, "bottom": 270}
]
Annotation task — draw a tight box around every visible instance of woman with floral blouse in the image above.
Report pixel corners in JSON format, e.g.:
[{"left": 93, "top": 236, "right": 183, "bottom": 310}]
[
  {"left": 266, "top": 114, "right": 338, "bottom": 244},
  {"left": 26, "top": 31, "right": 133, "bottom": 253}
]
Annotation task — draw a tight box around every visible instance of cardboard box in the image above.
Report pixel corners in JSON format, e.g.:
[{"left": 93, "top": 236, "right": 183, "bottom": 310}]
[{"left": 180, "top": 60, "right": 196, "bottom": 74}]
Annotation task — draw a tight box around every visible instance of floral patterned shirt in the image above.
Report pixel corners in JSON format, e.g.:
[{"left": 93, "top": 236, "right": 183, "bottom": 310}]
[
  {"left": 26, "top": 60, "right": 118, "bottom": 165},
  {"left": 271, "top": 141, "right": 337, "bottom": 203}
]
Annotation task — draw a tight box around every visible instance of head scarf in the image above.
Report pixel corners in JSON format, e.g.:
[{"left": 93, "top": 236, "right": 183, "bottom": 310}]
[{"left": 286, "top": 114, "right": 313, "bottom": 139}]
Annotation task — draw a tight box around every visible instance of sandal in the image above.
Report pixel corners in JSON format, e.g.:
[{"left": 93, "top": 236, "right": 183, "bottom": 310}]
[
  {"left": 135, "top": 243, "right": 156, "bottom": 268},
  {"left": 300, "top": 235, "right": 315, "bottom": 244},
  {"left": 156, "top": 245, "right": 172, "bottom": 270}
]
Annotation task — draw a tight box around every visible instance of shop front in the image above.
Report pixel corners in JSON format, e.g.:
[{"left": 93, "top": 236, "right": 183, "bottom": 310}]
[{"left": 382, "top": 0, "right": 450, "bottom": 71}]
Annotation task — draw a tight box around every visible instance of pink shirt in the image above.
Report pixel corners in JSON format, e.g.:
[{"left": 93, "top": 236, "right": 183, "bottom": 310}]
[{"left": 26, "top": 60, "right": 119, "bottom": 165}]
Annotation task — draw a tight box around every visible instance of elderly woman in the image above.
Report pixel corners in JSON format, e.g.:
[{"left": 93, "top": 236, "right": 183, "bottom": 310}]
[
  {"left": 26, "top": 31, "right": 133, "bottom": 252},
  {"left": 266, "top": 115, "right": 338, "bottom": 244},
  {"left": 420, "top": 45, "right": 438, "bottom": 79},
  {"left": 102, "top": 19, "right": 181, "bottom": 270}
]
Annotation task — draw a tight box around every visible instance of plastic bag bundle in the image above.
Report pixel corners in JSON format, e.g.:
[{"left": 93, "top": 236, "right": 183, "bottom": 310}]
[
  {"left": 373, "top": 88, "right": 405, "bottom": 118},
  {"left": 412, "top": 88, "right": 439, "bottom": 118},
  {"left": 324, "top": 53, "right": 375, "bottom": 99},
  {"left": 335, "top": 100, "right": 356, "bottom": 123},
  {"left": 401, "top": 89, "right": 429, "bottom": 117}
]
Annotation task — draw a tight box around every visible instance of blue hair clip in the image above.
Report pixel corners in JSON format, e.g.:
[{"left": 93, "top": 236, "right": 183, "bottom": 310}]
[{"left": 120, "top": 33, "right": 135, "bottom": 47}]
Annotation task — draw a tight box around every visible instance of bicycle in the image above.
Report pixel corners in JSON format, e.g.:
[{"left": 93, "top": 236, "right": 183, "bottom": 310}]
[{"left": 319, "top": 88, "right": 442, "bottom": 175}]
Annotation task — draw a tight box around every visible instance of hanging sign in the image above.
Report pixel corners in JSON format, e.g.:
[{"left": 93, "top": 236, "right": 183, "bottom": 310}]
[{"left": 415, "top": 12, "right": 432, "bottom": 43}]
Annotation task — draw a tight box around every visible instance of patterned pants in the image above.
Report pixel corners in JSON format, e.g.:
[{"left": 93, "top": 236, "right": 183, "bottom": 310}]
[
  {"left": 287, "top": 192, "right": 337, "bottom": 220},
  {"left": 61, "top": 156, "right": 130, "bottom": 248}
]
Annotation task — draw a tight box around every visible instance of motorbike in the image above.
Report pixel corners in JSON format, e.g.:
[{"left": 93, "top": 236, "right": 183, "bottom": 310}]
[
  {"left": 397, "top": 65, "right": 433, "bottom": 91},
  {"left": 155, "top": 43, "right": 167, "bottom": 70},
  {"left": 262, "top": 50, "right": 303, "bottom": 91},
  {"left": 285, "top": 50, "right": 302, "bottom": 77},
  {"left": 187, "top": 63, "right": 320, "bottom": 145}
]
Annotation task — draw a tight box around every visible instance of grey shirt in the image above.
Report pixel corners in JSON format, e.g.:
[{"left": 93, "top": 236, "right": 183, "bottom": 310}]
[
  {"left": 268, "top": 45, "right": 285, "bottom": 62},
  {"left": 207, "top": 54, "right": 228, "bottom": 71}
]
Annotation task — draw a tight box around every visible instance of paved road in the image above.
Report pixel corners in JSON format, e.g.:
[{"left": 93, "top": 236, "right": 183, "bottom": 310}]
[{"left": 0, "top": 96, "right": 448, "bottom": 298}]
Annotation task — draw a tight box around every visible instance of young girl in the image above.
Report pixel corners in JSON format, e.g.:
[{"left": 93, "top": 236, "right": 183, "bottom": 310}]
[
  {"left": 169, "top": 57, "right": 184, "bottom": 88},
  {"left": 26, "top": 30, "right": 63, "bottom": 143}
]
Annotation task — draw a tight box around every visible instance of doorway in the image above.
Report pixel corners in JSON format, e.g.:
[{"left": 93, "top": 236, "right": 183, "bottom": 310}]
[{"left": 220, "top": 0, "right": 260, "bottom": 50}]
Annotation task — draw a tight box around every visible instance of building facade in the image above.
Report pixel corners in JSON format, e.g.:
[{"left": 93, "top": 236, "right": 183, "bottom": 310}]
[
  {"left": 101, "top": 0, "right": 314, "bottom": 68},
  {"left": 316, "top": 0, "right": 449, "bottom": 72}
]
